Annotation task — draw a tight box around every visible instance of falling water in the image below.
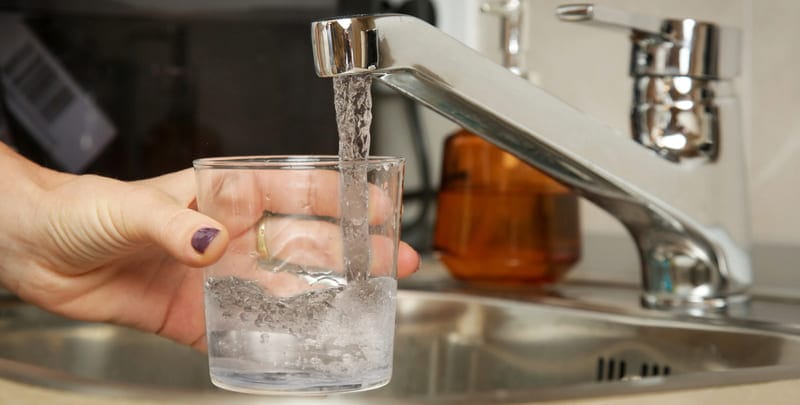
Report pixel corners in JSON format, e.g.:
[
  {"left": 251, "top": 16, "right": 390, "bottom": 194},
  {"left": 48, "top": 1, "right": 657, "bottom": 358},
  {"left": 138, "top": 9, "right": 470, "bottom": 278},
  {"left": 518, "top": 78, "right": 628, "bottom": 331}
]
[{"left": 333, "top": 75, "right": 373, "bottom": 282}]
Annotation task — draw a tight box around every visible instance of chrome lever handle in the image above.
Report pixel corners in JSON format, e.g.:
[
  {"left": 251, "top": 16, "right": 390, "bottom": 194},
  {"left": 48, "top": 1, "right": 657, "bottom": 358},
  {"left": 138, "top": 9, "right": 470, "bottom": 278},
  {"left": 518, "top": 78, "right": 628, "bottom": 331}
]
[
  {"left": 556, "top": 3, "right": 663, "bottom": 37},
  {"left": 556, "top": 3, "right": 741, "bottom": 79}
]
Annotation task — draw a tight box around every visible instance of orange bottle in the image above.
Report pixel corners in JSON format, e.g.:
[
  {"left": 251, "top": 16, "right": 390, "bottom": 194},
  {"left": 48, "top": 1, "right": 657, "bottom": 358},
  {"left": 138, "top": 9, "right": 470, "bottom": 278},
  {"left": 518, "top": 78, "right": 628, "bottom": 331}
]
[
  {"left": 432, "top": 0, "right": 579, "bottom": 284},
  {"left": 433, "top": 130, "right": 580, "bottom": 284}
]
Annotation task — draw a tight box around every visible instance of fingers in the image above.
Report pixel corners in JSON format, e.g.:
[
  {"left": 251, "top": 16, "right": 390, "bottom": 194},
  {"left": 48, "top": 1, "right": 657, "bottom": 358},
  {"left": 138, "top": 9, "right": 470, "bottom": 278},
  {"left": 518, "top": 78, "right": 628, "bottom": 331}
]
[
  {"left": 250, "top": 216, "right": 396, "bottom": 275},
  {"left": 263, "top": 216, "right": 340, "bottom": 270},
  {"left": 141, "top": 167, "right": 407, "bottom": 274},
  {"left": 222, "top": 216, "right": 417, "bottom": 279},
  {"left": 258, "top": 170, "right": 393, "bottom": 225},
  {"left": 123, "top": 186, "right": 230, "bottom": 268},
  {"left": 114, "top": 170, "right": 231, "bottom": 267},
  {"left": 397, "top": 241, "right": 421, "bottom": 279},
  {"left": 196, "top": 169, "right": 394, "bottom": 237}
]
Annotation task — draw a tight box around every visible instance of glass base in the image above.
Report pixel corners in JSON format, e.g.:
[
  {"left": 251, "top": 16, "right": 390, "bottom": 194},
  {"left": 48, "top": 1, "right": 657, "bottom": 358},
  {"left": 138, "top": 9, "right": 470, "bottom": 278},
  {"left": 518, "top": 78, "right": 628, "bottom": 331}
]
[{"left": 210, "top": 369, "right": 391, "bottom": 395}]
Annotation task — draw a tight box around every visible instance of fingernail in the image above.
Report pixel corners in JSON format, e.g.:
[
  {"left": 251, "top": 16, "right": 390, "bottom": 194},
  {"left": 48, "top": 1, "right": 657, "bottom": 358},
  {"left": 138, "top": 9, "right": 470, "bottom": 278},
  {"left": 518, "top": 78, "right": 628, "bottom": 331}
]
[
  {"left": 416, "top": 253, "right": 423, "bottom": 272},
  {"left": 192, "top": 227, "right": 220, "bottom": 254}
]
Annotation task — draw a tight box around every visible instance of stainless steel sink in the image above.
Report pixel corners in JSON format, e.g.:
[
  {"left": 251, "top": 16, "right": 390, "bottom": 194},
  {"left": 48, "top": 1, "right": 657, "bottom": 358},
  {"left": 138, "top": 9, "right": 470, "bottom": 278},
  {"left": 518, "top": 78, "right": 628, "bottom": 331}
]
[{"left": 4, "top": 282, "right": 800, "bottom": 404}]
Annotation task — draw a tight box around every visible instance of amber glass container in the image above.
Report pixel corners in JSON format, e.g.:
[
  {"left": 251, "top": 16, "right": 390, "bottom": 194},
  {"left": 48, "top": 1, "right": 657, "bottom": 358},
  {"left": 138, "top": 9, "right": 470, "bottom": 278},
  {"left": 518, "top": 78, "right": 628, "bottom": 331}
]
[{"left": 433, "top": 130, "right": 581, "bottom": 284}]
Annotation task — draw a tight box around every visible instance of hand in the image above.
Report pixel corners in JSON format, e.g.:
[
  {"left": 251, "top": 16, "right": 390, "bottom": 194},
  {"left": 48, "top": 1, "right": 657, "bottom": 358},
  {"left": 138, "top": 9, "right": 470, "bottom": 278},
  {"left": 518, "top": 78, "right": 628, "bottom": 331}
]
[{"left": 0, "top": 145, "right": 420, "bottom": 350}]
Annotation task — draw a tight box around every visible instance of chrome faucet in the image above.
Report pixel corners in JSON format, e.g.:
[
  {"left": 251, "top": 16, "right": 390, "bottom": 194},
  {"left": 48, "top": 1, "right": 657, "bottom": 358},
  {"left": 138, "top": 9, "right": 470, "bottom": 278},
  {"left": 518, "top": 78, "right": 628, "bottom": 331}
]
[
  {"left": 310, "top": 6, "right": 750, "bottom": 312},
  {"left": 556, "top": 4, "right": 742, "bottom": 164}
]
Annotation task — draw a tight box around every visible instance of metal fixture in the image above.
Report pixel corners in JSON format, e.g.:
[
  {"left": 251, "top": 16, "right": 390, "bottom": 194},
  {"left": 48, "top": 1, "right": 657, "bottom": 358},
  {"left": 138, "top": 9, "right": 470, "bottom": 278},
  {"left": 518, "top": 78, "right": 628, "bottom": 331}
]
[
  {"left": 5, "top": 286, "right": 800, "bottom": 402},
  {"left": 481, "top": 0, "right": 527, "bottom": 77},
  {"left": 556, "top": 3, "right": 742, "bottom": 162},
  {"left": 310, "top": 12, "right": 750, "bottom": 312}
]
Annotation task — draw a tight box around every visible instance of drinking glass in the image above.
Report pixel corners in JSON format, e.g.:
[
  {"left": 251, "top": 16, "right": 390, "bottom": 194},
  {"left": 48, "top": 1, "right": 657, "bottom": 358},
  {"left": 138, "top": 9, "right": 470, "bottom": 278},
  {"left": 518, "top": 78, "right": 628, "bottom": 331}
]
[{"left": 193, "top": 155, "right": 405, "bottom": 395}]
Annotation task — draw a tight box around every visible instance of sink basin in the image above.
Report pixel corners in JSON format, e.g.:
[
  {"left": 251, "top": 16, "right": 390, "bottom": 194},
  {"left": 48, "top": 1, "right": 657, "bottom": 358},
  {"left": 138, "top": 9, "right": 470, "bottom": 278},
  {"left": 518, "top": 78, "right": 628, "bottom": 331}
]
[{"left": 3, "top": 285, "right": 800, "bottom": 403}]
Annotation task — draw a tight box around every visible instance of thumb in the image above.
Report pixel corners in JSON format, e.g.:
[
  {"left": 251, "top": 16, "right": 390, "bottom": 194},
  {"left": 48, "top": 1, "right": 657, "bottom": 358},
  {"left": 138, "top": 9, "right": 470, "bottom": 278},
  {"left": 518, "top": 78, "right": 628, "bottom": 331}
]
[{"left": 124, "top": 186, "right": 229, "bottom": 267}]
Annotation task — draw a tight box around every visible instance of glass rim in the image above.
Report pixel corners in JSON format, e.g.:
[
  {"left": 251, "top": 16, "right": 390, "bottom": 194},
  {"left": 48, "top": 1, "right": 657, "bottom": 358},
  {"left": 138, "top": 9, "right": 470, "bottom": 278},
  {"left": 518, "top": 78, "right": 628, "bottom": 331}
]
[{"left": 193, "top": 155, "right": 405, "bottom": 169}]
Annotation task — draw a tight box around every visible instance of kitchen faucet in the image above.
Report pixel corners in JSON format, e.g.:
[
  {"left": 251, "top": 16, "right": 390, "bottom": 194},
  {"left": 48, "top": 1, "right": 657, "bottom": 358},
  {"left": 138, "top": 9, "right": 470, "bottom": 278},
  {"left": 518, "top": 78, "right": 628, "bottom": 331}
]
[{"left": 310, "top": 4, "right": 750, "bottom": 312}]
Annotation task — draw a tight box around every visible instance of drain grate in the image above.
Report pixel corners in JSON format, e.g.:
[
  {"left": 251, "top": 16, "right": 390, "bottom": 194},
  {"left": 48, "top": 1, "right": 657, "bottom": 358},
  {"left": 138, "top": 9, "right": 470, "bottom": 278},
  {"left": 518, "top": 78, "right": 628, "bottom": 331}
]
[{"left": 596, "top": 356, "right": 671, "bottom": 382}]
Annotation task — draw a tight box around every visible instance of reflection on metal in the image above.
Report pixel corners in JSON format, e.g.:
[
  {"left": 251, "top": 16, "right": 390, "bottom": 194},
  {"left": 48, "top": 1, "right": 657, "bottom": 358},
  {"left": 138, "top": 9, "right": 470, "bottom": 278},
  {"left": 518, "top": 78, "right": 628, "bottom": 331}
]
[
  {"left": 4, "top": 287, "right": 800, "bottom": 402},
  {"left": 311, "top": 13, "right": 750, "bottom": 312},
  {"left": 556, "top": 3, "right": 742, "bottom": 163}
]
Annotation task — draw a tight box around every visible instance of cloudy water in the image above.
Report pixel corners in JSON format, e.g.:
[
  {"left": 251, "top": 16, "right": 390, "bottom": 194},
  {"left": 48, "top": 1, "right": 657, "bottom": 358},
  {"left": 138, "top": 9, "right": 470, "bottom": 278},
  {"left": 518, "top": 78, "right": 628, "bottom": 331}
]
[{"left": 205, "top": 276, "right": 397, "bottom": 391}]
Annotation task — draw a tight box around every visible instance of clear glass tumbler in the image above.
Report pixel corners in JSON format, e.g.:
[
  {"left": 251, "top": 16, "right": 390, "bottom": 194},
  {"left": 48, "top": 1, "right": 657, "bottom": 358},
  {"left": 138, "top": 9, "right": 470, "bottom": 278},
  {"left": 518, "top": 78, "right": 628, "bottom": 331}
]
[{"left": 193, "top": 156, "right": 405, "bottom": 395}]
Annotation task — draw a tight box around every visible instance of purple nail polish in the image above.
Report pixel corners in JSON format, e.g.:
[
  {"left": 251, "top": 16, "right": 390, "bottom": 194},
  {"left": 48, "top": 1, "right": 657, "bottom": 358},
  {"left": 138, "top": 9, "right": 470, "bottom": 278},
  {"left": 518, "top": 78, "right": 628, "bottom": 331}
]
[{"left": 192, "top": 227, "right": 220, "bottom": 254}]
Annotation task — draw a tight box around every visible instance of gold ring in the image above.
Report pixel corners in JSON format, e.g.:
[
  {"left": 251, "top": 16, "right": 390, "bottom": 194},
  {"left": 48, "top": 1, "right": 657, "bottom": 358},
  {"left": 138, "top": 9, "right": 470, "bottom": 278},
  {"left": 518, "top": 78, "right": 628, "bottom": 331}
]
[{"left": 256, "top": 212, "right": 271, "bottom": 262}]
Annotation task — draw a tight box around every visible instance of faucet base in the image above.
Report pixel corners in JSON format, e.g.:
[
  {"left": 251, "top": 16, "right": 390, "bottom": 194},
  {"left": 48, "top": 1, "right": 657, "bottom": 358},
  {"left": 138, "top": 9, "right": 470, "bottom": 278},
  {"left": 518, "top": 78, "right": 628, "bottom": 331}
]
[{"left": 641, "top": 293, "right": 750, "bottom": 315}]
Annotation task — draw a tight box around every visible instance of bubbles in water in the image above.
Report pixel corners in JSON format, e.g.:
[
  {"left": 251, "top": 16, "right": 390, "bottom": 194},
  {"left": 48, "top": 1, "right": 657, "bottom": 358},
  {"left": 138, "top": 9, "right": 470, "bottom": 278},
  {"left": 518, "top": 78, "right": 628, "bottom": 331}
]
[
  {"left": 333, "top": 75, "right": 373, "bottom": 283},
  {"left": 205, "top": 276, "right": 396, "bottom": 382}
]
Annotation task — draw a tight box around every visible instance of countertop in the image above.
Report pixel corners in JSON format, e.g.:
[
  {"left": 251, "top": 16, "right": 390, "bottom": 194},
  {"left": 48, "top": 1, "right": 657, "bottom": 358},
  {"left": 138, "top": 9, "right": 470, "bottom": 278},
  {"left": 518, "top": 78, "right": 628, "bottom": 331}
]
[{"left": 2, "top": 366, "right": 800, "bottom": 405}]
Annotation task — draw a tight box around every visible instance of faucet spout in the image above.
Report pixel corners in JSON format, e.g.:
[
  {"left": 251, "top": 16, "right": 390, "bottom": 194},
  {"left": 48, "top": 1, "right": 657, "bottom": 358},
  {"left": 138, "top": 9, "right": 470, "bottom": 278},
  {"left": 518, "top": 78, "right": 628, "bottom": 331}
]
[{"left": 311, "top": 14, "right": 751, "bottom": 311}]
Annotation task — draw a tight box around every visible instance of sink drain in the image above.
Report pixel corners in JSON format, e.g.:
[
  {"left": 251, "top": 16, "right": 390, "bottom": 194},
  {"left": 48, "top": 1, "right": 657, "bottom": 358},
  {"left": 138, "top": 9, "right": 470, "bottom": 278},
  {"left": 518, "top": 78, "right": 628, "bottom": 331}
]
[{"left": 596, "top": 356, "right": 671, "bottom": 382}]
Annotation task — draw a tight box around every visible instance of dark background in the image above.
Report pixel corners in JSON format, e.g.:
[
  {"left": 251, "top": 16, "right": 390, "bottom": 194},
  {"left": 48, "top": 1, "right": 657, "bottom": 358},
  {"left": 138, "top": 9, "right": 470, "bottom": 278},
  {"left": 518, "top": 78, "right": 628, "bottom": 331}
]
[{"left": 0, "top": 0, "right": 434, "bottom": 180}]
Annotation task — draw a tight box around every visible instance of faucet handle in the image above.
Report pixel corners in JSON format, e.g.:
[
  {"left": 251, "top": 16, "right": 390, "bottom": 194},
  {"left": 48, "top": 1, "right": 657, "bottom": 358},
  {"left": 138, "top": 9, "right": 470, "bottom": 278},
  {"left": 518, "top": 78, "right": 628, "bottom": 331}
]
[
  {"left": 481, "top": 0, "right": 528, "bottom": 78},
  {"left": 556, "top": 3, "right": 663, "bottom": 36},
  {"left": 556, "top": 3, "right": 741, "bottom": 79}
]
